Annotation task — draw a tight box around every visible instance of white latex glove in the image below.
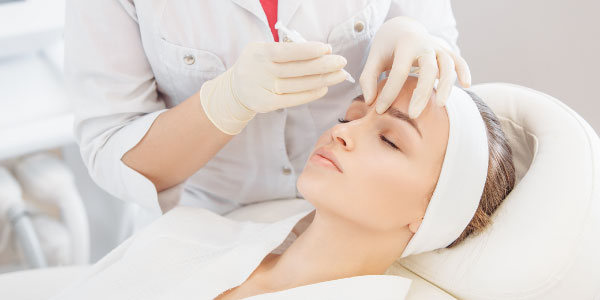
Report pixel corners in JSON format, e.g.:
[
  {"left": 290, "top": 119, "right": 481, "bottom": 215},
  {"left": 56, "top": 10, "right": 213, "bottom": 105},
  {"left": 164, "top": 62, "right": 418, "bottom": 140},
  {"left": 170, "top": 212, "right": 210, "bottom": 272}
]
[
  {"left": 200, "top": 41, "right": 348, "bottom": 135},
  {"left": 359, "top": 16, "right": 472, "bottom": 118}
]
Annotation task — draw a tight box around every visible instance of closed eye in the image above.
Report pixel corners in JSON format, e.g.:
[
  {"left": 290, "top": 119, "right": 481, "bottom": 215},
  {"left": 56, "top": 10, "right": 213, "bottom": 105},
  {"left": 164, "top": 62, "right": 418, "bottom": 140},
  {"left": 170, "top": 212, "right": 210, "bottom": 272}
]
[
  {"left": 380, "top": 135, "right": 400, "bottom": 151},
  {"left": 337, "top": 118, "right": 402, "bottom": 152}
]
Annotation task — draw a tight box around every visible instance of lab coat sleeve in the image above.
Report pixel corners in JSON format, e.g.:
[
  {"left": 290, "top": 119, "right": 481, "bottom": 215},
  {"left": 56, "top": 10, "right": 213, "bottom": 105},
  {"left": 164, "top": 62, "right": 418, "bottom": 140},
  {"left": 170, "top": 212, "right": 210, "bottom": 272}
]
[
  {"left": 64, "top": 0, "right": 165, "bottom": 213},
  {"left": 386, "top": 0, "right": 461, "bottom": 55}
]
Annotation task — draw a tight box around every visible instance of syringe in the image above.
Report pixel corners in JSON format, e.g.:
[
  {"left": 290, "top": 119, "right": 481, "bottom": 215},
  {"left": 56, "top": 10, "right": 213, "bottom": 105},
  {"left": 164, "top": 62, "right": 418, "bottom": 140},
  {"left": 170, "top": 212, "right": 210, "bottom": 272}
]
[{"left": 274, "top": 21, "right": 355, "bottom": 83}]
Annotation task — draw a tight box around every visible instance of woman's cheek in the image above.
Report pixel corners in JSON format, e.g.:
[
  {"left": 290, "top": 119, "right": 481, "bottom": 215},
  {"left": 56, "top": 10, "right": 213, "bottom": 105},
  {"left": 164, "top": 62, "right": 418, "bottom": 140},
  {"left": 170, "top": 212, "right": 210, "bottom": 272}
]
[{"left": 350, "top": 156, "right": 397, "bottom": 197}]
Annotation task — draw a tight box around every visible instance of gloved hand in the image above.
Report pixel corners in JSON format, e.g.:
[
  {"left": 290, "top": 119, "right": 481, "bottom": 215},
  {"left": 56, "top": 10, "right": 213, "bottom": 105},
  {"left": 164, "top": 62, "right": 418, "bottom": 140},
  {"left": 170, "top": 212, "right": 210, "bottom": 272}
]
[
  {"left": 200, "top": 41, "right": 348, "bottom": 135},
  {"left": 359, "top": 16, "right": 472, "bottom": 118}
]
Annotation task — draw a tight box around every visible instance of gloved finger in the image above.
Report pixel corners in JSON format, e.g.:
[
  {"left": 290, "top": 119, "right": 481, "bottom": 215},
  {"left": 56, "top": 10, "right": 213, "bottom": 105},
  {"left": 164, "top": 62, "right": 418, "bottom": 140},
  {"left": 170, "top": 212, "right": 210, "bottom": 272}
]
[
  {"left": 359, "top": 48, "right": 389, "bottom": 106},
  {"left": 274, "top": 86, "right": 329, "bottom": 109},
  {"left": 269, "top": 70, "right": 347, "bottom": 94},
  {"left": 434, "top": 50, "right": 457, "bottom": 107},
  {"left": 269, "top": 54, "right": 347, "bottom": 78},
  {"left": 446, "top": 51, "right": 471, "bottom": 88},
  {"left": 407, "top": 49, "right": 438, "bottom": 119},
  {"left": 267, "top": 41, "right": 331, "bottom": 63},
  {"left": 374, "top": 51, "right": 413, "bottom": 114}
]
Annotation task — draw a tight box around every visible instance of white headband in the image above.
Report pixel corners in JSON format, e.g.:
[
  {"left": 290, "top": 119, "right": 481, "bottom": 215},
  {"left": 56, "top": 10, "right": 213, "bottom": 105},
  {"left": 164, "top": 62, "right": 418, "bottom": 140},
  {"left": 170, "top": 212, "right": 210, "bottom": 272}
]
[{"left": 400, "top": 86, "right": 489, "bottom": 258}]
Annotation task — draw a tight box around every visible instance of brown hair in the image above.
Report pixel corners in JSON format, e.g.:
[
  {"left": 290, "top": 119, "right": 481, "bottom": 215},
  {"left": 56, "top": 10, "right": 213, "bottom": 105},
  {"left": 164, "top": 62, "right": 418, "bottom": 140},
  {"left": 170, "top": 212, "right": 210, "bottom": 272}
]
[{"left": 446, "top": 89, "right": 516, "bottom": 248}]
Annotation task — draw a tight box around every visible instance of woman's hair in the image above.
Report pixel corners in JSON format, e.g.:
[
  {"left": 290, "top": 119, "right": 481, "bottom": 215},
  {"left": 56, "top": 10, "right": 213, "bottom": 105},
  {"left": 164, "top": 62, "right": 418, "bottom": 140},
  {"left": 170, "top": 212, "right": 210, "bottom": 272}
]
[{"left": 446, "top": 89, "right": 516, "bottom": 248}]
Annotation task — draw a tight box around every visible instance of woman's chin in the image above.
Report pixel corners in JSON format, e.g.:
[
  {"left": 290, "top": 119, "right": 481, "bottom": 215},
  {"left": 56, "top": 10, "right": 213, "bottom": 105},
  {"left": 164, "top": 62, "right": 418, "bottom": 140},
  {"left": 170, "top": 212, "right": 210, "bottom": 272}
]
[
  {"left": 297, "top": 169, "right": 330, "bottom": 201},
  {"left": 296, "top": 171, "right": 310, "bottom": 198}
]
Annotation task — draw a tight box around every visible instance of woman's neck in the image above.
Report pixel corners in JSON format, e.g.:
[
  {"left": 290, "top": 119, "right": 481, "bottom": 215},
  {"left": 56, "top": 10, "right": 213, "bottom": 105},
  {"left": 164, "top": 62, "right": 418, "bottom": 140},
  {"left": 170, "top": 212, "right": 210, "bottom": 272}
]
[{"left": 251, "top": 209, "right": 412, "bottom": 293}]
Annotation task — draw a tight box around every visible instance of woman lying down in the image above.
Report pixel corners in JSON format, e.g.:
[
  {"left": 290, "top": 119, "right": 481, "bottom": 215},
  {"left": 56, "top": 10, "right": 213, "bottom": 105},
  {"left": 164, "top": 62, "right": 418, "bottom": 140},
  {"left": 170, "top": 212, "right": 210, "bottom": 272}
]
[{"left": 54, "top": 76, "right": 516, "bottom": 300}]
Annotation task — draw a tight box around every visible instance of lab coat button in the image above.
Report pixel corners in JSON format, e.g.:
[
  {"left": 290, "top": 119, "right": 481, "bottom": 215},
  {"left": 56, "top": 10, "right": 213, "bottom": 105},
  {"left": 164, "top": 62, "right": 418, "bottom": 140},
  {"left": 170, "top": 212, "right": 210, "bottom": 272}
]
[
  {"left": 354, "top": 21, "right": 365, "bottom": 33},
  {"left": 183, "top": 55, "right": 195, "bottom": 65},
  {"left": 282, "top": 166, "right": 292, "bottom": 175}
]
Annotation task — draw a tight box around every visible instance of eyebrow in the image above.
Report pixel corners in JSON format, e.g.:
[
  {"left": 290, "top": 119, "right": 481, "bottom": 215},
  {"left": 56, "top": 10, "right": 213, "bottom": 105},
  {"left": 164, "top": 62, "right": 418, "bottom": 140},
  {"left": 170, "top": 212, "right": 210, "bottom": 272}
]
[
  {"left": 353, "top": 95, "right": 422, "bottom": 138},
  {"left": 386, "top": 107, "right": 423, "bottom": 138}
]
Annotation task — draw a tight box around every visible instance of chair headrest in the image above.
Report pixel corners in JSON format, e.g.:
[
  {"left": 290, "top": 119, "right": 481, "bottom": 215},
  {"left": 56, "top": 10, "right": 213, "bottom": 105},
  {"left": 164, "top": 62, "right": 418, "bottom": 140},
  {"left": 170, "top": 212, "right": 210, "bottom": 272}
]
[{"left": 398, "top": 83, "right": 600, "bottom": 299}]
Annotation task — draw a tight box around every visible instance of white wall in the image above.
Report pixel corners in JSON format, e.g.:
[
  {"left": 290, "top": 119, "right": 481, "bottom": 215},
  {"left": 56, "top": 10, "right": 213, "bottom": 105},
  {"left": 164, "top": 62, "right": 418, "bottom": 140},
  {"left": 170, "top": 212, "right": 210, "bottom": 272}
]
[{"left": 452, "top": 0, "right": 600, "bottom": 133}]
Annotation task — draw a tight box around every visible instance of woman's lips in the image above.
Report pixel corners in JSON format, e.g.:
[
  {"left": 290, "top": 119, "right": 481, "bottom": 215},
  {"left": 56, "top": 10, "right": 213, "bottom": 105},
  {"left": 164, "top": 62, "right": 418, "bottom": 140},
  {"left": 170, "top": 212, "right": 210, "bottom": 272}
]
[{"left": 310, "top": 146, "right": 343, "bottom": 173}]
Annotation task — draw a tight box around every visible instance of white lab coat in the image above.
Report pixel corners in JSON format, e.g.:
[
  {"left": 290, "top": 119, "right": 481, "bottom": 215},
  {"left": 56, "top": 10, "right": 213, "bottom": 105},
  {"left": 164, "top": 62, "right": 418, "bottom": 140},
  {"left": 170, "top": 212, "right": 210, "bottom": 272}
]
[
  {"left": 52, "top": 203, "right": 412, "bottom": 299},
  {"left": 64, "top": 0, "right": 460, "bottom": 216}
]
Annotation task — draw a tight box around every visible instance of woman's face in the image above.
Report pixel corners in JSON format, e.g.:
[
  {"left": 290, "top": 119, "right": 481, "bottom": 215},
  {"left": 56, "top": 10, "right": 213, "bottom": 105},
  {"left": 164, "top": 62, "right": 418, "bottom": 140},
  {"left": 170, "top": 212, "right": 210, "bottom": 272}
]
[{"left": 297, "top": 77, "right": 449, "bottom": 232}]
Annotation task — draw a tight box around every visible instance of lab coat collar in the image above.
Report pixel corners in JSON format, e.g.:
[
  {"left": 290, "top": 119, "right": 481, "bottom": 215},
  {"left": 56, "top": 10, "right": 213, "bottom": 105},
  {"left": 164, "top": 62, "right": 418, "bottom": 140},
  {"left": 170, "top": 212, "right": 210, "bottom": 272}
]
[{"left": 231, "top": 0, "right": 305, "bottom": 32}]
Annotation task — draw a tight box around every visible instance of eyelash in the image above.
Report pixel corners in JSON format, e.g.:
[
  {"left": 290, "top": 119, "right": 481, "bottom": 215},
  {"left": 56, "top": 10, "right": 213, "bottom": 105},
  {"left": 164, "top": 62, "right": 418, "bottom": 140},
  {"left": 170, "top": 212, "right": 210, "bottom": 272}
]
[{"left": 337, "top": 118, "right": 401, "bottom": 151}]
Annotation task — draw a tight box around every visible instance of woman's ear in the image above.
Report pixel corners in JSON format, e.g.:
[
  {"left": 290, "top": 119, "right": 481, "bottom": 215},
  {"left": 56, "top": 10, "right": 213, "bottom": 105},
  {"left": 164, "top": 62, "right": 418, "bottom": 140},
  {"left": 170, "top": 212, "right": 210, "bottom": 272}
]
[{"left": 408, "top": 217, "right": 423, "bottom": 234}]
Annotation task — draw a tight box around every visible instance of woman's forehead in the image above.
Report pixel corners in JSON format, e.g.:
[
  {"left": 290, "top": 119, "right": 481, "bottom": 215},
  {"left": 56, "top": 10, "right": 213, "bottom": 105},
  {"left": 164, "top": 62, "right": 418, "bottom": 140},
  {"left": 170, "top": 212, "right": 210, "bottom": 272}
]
[
  {"left": 348, "top": 78, "right": 449, "bottom": 152},
  {"left": 375, "top": 78, "right": 445, "bottom": 124}
]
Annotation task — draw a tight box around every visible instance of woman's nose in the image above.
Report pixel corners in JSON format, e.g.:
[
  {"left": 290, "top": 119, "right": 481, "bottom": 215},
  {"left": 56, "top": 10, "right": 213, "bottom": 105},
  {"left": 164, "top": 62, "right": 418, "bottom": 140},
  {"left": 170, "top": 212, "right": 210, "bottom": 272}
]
[{"left": 330, "top": 122, "right": 355, "bottom": 150}]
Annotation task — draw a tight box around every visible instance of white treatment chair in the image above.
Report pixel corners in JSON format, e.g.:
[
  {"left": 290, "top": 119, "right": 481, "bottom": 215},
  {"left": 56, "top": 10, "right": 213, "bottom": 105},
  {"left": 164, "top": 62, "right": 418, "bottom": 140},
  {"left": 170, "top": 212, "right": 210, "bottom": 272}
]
[{"left": 0, "top": 82, "right": 598, "bottom": 299}]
